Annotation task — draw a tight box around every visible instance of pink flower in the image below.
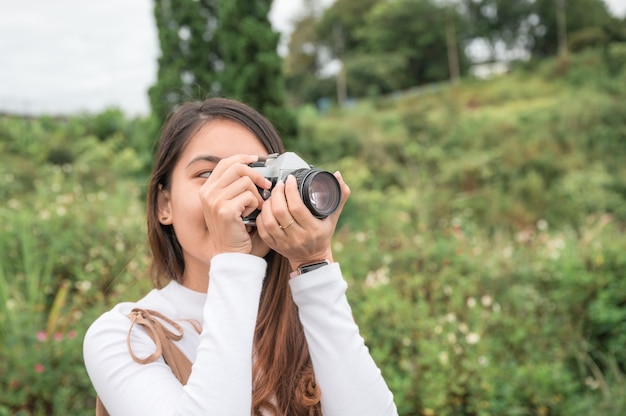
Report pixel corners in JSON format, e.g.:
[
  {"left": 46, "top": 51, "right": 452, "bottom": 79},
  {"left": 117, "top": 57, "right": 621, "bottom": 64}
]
[
  {"left": 67, "top": 330, "right": 77, "bottom": 339},
  {"left": 54, "top": 332, "right": 63, "bottom": 341},
  {"left": 34, "top": 363, "right": 45, "bottom": 373},
  {"left": 36, "top": 331, "right": 47, "bottom": 342}
]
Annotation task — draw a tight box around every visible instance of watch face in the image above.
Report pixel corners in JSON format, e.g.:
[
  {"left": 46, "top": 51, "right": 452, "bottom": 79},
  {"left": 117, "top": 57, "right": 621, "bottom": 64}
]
[{"left": 299, "top": 261, "right": 330, "bottom": 274}]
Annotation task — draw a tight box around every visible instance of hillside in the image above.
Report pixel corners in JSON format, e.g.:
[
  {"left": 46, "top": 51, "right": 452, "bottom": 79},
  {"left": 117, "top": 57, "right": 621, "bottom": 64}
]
[{"left": 1, "top": 48, "right": 625, "bottom": 414}]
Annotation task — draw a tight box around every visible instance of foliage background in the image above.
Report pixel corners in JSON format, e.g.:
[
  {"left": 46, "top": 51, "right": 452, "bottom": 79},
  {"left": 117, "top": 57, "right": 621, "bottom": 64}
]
[{"left": 1, "top": 48, "right": 625, "bottom": 415}]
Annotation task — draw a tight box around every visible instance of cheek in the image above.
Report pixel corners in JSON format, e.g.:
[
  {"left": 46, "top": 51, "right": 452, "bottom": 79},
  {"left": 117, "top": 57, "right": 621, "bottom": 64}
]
[{"left": 171, "top": 188, "right": 205, "bottom": 226}]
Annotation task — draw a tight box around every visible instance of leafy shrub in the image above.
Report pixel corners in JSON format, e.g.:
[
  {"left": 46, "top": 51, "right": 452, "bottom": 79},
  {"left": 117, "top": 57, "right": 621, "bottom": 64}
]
[
  {"left": 0, "top": 116, "right": 152, "bottom": 414},
  {"left": 295, "top": 49, "right": 626, "bottom": 415},
  {"left": 0, "top": 48, "right": 625, "bottom": 415}
]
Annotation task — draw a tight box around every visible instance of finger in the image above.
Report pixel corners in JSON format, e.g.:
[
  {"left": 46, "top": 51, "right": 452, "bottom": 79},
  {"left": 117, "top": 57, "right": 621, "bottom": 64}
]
[
  {"left": 200, "top": 178, "right": 264, "bottom": 223},
  {"left": 332, "top": 171, "right": 351, "bottom": 214},
  {"left": 211, "top": 154, "right": 258, "bottom": 175},
  {"left": 202, "top": 189, "right": 258, "bottom": 221},
  {"left": 211, "top": 175, "right": 266, "bottom": 209},
  {"left": 210, "top": 154, "right": 272, "bottom": 191},
  {"left": 258, "top": 193, "right": 282, "bottom": 233},
  {"left": 283, "top": 174, "right": 312, "bottom": 225},
  {"left": 255, "top": 202, "right": 279, "bottom": 247},
  {"left": 269, "top": 179, "right": 299, "bottom": 231},
  {"left": 231, "top": 189, "right": 264, "bottom": 219},
  {"left": 219, "top": 164, "right": 272, "bottom": 193}
]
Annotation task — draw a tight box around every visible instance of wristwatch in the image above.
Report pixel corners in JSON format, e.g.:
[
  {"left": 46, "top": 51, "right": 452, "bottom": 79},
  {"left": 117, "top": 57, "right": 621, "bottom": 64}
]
[{"left": 290, "top": 260, "right": 330, "bottom": 279}]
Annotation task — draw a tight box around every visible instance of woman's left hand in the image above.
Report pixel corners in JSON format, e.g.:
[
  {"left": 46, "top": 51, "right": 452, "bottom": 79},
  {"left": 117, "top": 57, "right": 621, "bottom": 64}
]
[{"left": 256, "top": 171, "right": 350, "bottom": 272}]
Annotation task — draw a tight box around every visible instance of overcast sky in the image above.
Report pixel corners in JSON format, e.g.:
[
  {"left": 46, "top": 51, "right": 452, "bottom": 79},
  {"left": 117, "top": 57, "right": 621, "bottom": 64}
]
[{"left": 0, "top": 0, "right": 623, "bottom": 117}]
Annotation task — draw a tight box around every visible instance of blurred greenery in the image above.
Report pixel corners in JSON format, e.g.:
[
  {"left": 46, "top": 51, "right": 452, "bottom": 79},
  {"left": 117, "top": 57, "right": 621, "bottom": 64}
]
[
  {"left": 149, "top": 0, "right": 296, "bottom": 139},
  {"left": 284, "top": 0, "right": 626, "bottom": 106},
  {"left": 1, "top": 48, "right": 625, "bottom": 415}
]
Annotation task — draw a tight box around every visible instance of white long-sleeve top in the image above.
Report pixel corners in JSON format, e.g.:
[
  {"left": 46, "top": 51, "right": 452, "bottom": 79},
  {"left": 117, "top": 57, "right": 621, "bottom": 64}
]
[{"left": 83, "top": 253, "right": 397, "bottom": 415}]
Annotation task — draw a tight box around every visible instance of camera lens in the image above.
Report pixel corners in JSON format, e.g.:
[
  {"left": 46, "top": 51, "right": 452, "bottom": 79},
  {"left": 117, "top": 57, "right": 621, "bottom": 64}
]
[{"left": 292, "top": 169, "right": 341, "bottom": 218}]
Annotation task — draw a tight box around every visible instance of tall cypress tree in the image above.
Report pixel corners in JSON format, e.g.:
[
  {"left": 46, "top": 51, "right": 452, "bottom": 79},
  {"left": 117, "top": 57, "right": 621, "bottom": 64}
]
[
  {"left": 149, "top": 0, "right": 218, "bottom": 122},
  {"left": 149, "top": 0, "right": 295, "bottom": 140},
  {"left": 216, "top": 0, "right": 295, "bottom": 137}
]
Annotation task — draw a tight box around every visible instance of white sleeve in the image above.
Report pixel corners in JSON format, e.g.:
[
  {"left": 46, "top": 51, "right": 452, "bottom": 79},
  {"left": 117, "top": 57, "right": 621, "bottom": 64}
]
[
  {"left": 289, "top": 263, "right": 398, "bottom": 416},
  {"left": 83, "top": 253, "right": 266, "bottom": 416}
]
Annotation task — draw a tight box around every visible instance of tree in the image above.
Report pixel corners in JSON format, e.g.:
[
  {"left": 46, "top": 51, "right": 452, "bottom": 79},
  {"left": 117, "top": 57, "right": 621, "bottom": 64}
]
[
  {"left": 283, "top": 12, "right": 336, "bottom": 106},
  {"left": 353, "top": 0, "right": 465, "bottom": 92},
  {"left": 460, "top": 0, "right": 535, "bottom": 60},
  {"left": 529, "top": 0, "right": 614, "bottom": 57},
  {"left": 215, "top": 0, "right": 295, "bottom": 135},
  {"left": 315, "top": 0, "right": 381, "bottom": 55},
  {"left": 149, "top": 0, "right": 219, "bottom": 122},
  {"left": 149, "top": 0, "right": 295, "bottom": 138},
  {"left": 459, "top": 0, "right": 615, "bottom": 60},
  {"left": 284, "top": 0, "right": 467, "bottom": 102}
]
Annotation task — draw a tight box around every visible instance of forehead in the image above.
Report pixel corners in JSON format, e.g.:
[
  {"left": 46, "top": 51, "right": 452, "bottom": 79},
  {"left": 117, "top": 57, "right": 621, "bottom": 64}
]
[{"left": 182, "top": 119, "right": 269, "bottom": 160}]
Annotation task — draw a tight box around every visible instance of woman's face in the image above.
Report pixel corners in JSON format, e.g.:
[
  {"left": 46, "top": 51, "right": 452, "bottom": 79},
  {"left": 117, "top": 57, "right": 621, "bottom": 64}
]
[{"left": 159, "top": 119, "right": 270, "bottom": 287}]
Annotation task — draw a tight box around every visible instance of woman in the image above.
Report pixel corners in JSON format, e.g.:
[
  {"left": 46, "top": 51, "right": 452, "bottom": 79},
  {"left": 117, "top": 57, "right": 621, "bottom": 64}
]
[{"left": 83, "top": 97, "right": 397, "bottom": 415}]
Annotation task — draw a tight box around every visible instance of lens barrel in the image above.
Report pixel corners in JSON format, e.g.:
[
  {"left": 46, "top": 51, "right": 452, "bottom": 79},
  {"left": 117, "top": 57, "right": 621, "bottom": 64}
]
[{"left": 291, "top": 169, "right": 341, "bottom": 218}]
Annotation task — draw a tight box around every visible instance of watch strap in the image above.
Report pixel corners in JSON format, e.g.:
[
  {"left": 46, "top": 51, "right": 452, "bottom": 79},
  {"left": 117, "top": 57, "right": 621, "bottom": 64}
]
[{"left": 290, "top": 260, "right": 330, "bottom": 279}]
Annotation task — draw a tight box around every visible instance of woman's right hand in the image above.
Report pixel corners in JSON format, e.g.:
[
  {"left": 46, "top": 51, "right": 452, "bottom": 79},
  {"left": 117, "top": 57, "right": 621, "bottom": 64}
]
[{"left": 198, "top": 154, "right": 271, "bottom": 258}]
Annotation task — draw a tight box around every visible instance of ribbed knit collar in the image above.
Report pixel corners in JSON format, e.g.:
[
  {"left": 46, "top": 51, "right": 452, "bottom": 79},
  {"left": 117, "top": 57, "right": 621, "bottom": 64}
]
[{"left": 158, "top": 280, "right": 207, "bottom": 323}]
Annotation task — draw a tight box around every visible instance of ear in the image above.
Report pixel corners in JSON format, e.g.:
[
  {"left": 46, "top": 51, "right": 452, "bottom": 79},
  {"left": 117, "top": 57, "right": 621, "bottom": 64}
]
[{"left": 157, "top": 185, "right": 173, "bottom": 225}]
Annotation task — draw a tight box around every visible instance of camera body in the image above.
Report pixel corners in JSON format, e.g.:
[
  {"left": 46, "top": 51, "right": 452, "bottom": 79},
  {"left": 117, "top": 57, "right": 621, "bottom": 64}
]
[{"left": 243, "top": 152, "right": 342, "bottom": 225}]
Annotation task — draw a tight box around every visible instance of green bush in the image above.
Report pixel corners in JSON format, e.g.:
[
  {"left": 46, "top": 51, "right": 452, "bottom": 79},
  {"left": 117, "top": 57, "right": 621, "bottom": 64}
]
[
  {"left": 0, "top": 117, "right": 152, "bottom": 415},
  {"left": 296, "top": 49, "right": 625, "bottom": 415},
  {"left": 1, "top": 48, "right": 624, "bottom": 414}
]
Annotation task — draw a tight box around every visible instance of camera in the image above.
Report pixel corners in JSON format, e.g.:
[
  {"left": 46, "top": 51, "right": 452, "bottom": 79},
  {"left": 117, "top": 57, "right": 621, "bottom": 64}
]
[{"left": 243, "top": 152, "right": 342, "bottom": 225}]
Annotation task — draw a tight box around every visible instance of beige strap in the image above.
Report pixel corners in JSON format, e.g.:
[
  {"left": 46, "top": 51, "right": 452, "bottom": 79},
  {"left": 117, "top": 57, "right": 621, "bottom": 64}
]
[
  {"left": 96, "top": 308, "right": 200, "bottom": 415},
  {"left": 126, "top": 309, "right": 183, "bottom": 363},
  {"left": 126, "top": 308, "right": 199, "bottom": 384}
]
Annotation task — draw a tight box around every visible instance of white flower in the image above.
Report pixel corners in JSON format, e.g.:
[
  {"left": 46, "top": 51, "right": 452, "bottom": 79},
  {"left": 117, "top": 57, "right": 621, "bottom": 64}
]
[
  {"left": 438, "top": 351, "right": 449, "bottom": 365},
  {"left": 115, "top": 241, "right": 126, "bottom": 252},
  {"left": 76, "top": 280, "right": 92, "bottom": 293},
  {"left": 585, "top": 377, "right": 599, "bottom": 390},
  {"left": 481, "top": 295, "right": 493, "bottom": 307},
  {"left": 466, "top": 332, "right": 480, "bottom": 344},
  {"left": 537, "top": 219, "right": 548, "bottom": 231},
  {"left": 364, "top": 268, "right": 389, "bottom": 289},
  {"left": 8, "top": 199, "right": 21, "bottom": 209}
]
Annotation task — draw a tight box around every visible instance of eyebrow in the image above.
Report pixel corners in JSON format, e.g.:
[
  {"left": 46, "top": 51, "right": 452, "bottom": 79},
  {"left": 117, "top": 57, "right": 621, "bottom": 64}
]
[{"left": 186, "top": 155, "right": 222, "bottom": 169}]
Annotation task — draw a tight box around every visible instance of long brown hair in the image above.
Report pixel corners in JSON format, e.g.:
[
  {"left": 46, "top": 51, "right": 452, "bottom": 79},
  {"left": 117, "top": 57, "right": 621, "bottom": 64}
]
[{"left": 146, "top": 98, "right": 322, "bottom": 415}]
